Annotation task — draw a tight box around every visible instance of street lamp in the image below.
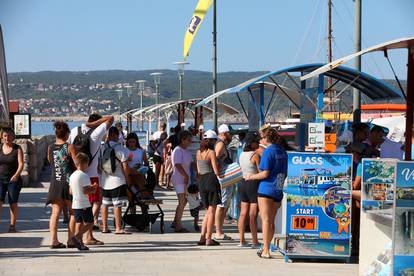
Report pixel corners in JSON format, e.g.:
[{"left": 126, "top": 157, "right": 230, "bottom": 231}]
[
  {"left": 150, "top": 72, "right": 163, "bottom": 123},
  {"left": 173, "top": 61, "right": 189, "bottom": 101},
  {"left": 115, "top": 89, "right": 123, "bottom": 122},
  {"left": 135, "top": 80, "right": 146, "bottom": 131}
]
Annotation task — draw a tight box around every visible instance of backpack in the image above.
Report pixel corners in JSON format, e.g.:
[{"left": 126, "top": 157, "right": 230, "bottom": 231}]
[
  {"left": 99, "top": 142, "right": 121, "bottom": 174},
  {"left": 72, "top": 126, "right": 95, "bottom": 165}
]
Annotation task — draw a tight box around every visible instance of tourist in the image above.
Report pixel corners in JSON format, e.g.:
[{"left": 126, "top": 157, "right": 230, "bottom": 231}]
[
  {"left": 100, "top": 127, "right": 130, "bottom": 234},
  {"left": 46, "top": 121, "right": 76, "bottom": 248},
  {"left": 0, "top": 128, "right": 24, "bottom": 233},
  {"left": 353, "top": 123, "right": 370, "bottom": 143},
  {"left": 150, "top": 123, "right": 167, "bottom": 187},
  {"left": 69, "top": 113, "right": 113, "bottom": 245},
  {"left": 197, "top": 130, "right": 221, "bottom": 246},
  {"left": 238, "top": 131, "right": 261, "bottom": 248},
  {"left": 164, "top": 125, "right": 181, "bottom": 189},
  {"left": 214, "top": 124, "right": 233, "bottom": 240},
  {"left": 187, "top": 184, "right": 201, "bottom": 232},
  {"left": 244, "top": 127, "right": 287, "bottom": 259},
  {"left": 115, "top": 122, "right": 127, "bottom": 144},
  {"left": 256, "top": 123, "right": 271, "bottom": 156},
  {"left": 171, "top": 130, "right": 193, "bottom": 233},
  {"left": 69, "top": 153, "right": 98, "bottom": 251},
  {"left": 364, "top": 125, "right": 386, "bottom": 158}
]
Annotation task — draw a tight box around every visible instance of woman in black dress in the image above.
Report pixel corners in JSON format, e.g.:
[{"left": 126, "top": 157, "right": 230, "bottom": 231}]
[
  {"left": 0, "top": 128, "right": 24, "bottom": 233},
  {"left": 46, "top": 121, "right": 76, "bottom": 248}
]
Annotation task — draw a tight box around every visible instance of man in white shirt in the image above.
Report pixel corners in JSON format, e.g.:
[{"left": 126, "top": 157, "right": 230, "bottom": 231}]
[
  {"left": 69, "top": 113, "right": 114, "bottom": 245},
  {"left": 101, "top": 126, "right": 130, "bottom": 234}
]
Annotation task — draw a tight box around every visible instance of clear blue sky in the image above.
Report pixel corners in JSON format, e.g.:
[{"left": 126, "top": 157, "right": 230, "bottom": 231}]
[{"left": 1, "top": 0, "right": 413, "bottom": 79}]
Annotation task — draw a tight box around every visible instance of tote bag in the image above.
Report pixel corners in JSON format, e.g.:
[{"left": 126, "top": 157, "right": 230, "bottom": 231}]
[{"left": 218, "top": 162, "right": 243, "bottom": 188}]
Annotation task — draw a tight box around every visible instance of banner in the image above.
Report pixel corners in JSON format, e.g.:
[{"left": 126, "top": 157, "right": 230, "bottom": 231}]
[
  {"left": 285, "top": 152, "right": 353, "bottom": 257},
  {"left": 393, "top": 161, "right": 414, "bottom": 275},
  {"left": 183, "top": 0, "right": 212, "bottom": 58}
]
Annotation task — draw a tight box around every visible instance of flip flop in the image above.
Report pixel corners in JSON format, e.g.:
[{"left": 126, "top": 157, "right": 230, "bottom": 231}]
[
  {"left": 214, "top": 234, "right": 232, "bottom": 240},
  {"left": 257, "top": 249, "right": 271, "bottom": 259},
  {"left": 85, "top": 239, "right": 104, "bottom": 245},
  {"left": 197, "top": 240, "right": 206, "bottom": 246},
  {"left": 114, "top": 231, "right": 132, "bottom": 235},
  {"left": 50, "top": 242, "right": 66, "bottom": 249},
  {"left": 206, "top": 239, "right": 220, "bottom": 246},
  {"left": 101, "top": 229, "right": 111, "bottom": 234}
]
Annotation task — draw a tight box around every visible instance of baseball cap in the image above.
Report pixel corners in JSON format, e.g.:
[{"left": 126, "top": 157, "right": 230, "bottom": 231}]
[
  {"left": 218, "top": 124, "right": 230, "bottom": 134},
  {"left": 204, "top": 129, "right": 218, "bottom": 139},
  {"left": 245, "top": 131, "right": 260, "bottom": 145}
]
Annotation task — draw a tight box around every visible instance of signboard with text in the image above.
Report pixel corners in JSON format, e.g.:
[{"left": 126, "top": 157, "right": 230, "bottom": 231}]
[
  {"left": 308, "top": 122, "right": 325, "bottom": 148},
  {"left": 285, "top": 152, "right": 352, "bottom": 258}
]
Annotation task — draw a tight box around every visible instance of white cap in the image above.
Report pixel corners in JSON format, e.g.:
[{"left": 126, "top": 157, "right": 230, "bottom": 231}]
[
  {"left": 218, "top": 124, "right": 230, "bottom": 134},
  {"left": 198, "top": 124, "right": 204, "bottom": 130},
  {"left": 181, "top": 122, "right": 186, "bottom": 127},
  {"left": 203, "top": 130, "right": 218, "bottom": 139}
]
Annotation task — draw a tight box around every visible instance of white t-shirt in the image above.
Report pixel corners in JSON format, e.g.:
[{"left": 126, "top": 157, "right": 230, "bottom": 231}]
[
  {"left": 127, "top": 148, "right": 144, "bottom": 169},
  {"left": 69, "top": 123, "right": 108, "bottom": 178},
  {"left": 69, "top": 170, "right": 92, "bottom": 209},
  {"left": 101, "top": 141, "right": 128, "bottom": 190}
]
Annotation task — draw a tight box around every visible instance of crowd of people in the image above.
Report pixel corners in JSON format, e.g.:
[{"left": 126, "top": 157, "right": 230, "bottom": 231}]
[{"left": 0, "top": 113, "right": 405, "bottom": 258}]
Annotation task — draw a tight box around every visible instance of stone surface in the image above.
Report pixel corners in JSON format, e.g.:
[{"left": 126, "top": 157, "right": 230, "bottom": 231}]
[{"left": 0, "top": 186, "right": 358, "bottom": 276}]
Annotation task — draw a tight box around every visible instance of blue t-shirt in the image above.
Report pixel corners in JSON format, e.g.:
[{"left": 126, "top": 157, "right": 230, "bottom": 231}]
[
  {"left": 356, "top": 163, "right": 362, "bottom": 178},
  {"left": 259, "top": 144, "right": 288, "bottom": 190}
]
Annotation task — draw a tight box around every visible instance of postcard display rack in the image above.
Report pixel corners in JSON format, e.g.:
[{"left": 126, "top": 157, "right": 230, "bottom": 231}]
[
  {"left": 360, "top": 159, "right": 414, "bottom": 275},
  {"left": 284, "top": 152, "right": 353, "bottom": 261}
]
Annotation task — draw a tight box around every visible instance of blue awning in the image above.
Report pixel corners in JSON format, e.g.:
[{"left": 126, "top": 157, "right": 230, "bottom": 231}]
[{"left": 195, "top": 63, "right": 403, "bottom": 107}]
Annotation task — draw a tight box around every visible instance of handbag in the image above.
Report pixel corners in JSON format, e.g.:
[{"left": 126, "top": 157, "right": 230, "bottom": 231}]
[{"left": 218, "top": 162, "right": 243, "bottom": 188}]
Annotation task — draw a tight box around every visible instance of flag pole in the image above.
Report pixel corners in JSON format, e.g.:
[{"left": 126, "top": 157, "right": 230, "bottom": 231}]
[{"left": 212, "top": 0, "right": 218, "bottom": 131}]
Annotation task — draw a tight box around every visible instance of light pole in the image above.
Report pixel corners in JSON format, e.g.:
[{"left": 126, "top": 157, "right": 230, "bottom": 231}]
[
  {"left": 135, "top": 80, "right": 146, "bottom": 131},
  {"left": 173, "top": 61, "right": 189, "bottom": 101},
  {"left": 150, "top": 72, "right": 163, "bottom": 124},
  {"left": 115, "top": 89, "right": 123, "bottom": 122}
]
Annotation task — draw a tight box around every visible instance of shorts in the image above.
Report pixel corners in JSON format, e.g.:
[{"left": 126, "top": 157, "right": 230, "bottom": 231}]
[
  {"left": 73, "top": 207, "right": 94, "bottom": 224},
  {"left": 153, "top": 155, "right": 163, "bottom": 165},
  {"left": 173, "top": 182, "right": 186, "bottom": 194},
  {"left": 218, "top": 185, "right": 233, "bottom": 208},
  {"left": 88, "top": 177, "right": 101, "bottom": 204},
  {"left": 102, "top": 185, "right": 128, "bottom": 208},
  {"left": 239, "top": 179, "right": 259, "bottom": 203},
  {"left": 199, "top": 173, "right": 221, "bottom": 208},
  {"left": 257, "top": 182, "right": 283, "bottom": 202},
  {"left": 190, "top": 207, "right": 200, "bottom": 218},
  {"left": 0, "top": 178, "right": 22, "bottom": 204}
]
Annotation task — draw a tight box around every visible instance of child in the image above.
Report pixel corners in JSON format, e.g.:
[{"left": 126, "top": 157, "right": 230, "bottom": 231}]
[
  {"left": 69, "top": 153, "right": 99, "bottom": 251},
  {"left": 187, "top": 184, "right": 201, "bottom": 232}
]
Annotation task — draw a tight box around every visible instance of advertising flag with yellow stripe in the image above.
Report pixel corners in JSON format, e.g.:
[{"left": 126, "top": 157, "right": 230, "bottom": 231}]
[{"left": 183, "top": 0, "right": 212, "bottom": 58}]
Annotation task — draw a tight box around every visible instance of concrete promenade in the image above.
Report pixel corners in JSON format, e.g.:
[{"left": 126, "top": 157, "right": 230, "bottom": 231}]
[{"left": 0, "top": 185, "right": 358, "bottom": 276}]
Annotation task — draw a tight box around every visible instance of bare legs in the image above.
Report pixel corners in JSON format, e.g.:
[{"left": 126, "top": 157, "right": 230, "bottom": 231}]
[
  {"left": 200, "top": 205, "right": 217, "bottom": 244},
  {"left": 173, "top": 193, "right": 187, "bottom": 231},
  {"left": 215, "top": 206, "right": 228, "bottom": 238},
  {"left": 101, "top": 205, "right": 123, "bottom": 232},
  {"left": 258, "top": 197, "right": 280, "bottom": 257},
  {"left": 238, "top": 202, "right": 259, "bottom": 246},
  {"left": 49, "top": 200, "right": 75, "bottom": 246},
  {"left": 85, "top": 202, "right": 101, "bottom": 242}
]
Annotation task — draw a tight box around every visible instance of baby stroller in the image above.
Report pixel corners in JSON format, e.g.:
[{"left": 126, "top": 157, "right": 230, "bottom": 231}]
[{"left": 122, "top": 166, "right": 165, "bottom": 233}]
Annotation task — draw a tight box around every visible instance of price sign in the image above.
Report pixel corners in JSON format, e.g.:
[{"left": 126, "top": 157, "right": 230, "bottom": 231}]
[{"left": 291, "top": 216, "right": 318, "bottom": 231}]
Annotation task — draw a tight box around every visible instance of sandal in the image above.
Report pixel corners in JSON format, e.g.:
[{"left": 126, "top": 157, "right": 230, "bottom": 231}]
[
  {"left": 101, "top": 229, "right": 111, "bottom": 234},
  {"left": 257, "top": 249, "right": 271, "bottom": 259},
  {"left": 114, "top": 230, "right": 132, "bottom": 235},
  {"left": 214, "top": 234, "right": 232, "bottom": 240},
  {"left": 50, "top": 242, "right": 66, "bottom": 249},
  {"left": 206, "top": 239, "right": 220, "bottom": 246},
  {"left": 197, "top": 239, "right": 206, "bottom": 246},
  {"left": 85, "top": 239, "right": 104, "bottom": 245},
  {"left": 8, "top": 225, "right": 16, "bottom": 233}
]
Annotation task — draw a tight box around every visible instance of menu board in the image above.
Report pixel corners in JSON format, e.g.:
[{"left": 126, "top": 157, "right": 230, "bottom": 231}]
[
  {"left": 285, "top": 152, "right": 352, "bottom": 257},
  {"left": 393, "top": 161, "right": 414, "bottom": 276}
]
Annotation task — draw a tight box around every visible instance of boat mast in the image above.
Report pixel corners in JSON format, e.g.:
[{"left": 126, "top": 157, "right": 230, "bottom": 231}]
[{"left": 327, "top": 0, "right": 334, "bottom": 112}]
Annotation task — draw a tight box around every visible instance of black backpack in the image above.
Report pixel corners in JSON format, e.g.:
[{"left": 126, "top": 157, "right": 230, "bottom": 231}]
[{"left": 72, "top": 126, "right": 95, "bottom": 165}]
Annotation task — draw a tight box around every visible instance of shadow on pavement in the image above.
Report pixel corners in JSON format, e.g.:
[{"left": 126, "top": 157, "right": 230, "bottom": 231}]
[{"left": 0, "top": 236, "right": 43, "bottom": 249}]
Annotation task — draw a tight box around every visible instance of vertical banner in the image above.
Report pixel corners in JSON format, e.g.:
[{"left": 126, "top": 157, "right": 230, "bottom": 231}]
[
  {"left": 183, "top": 0, "right": 212, "bottom": 58},
  {"left": 393, "top": 161, "right": 414, "bottom": 275},
  {"left": 285, "top": 152, "right": 352, "bottom": 258}
]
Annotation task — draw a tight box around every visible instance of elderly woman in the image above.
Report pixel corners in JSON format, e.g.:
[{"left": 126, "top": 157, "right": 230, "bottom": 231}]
[
  {"left": 0, "top": 128, "right": 24, "bottom": 233},
  {"left": 244, "top": 127, "right": 287, "bottom": 258}
]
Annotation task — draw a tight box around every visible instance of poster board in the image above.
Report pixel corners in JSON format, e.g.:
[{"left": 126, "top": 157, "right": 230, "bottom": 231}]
[
  {"left": 285, "top": 152, "right": 352, "bottom": 258},
  {"left": 12, "top": 113, "right": 31, "bottom": 139},
  {"left": 392, "top": 161, "right": 414, "bottom": 275}
]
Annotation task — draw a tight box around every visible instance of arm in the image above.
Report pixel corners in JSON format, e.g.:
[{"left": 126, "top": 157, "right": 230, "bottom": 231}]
[
  {"left": 175, "top": 164, "right": 189, "bottom": 185},
  {"left": 47, "top": 145, "right": 52, "bottom": 164},
  {"left": 86, "top": 115, "right": 114, "bottom": 130},
  {"left": 11, "top": 147, "right": 24, "bottom": 182},
  {"left": 68, "top": 144, "right": 77, "bottom": 168},
  {"left": 215, "top": 141, "right": 225, "bottom": 159},
  {"left": 210, "top": 150, "right": 220, "bottom": 176},
  {"left": 251, "top": 153, "right": 260, "bottom": 172},
  {"left": 142, "top": 150, "right": 149, "bottom": 166},
  {"left": 353, "top": 176, "right": 361, "bottom": 191},
  {"left": 83, "top": 182, "right": 98, "bottom": 195},
  {"left": 246, "top": 170, "right": 270, "bottom": 181}
]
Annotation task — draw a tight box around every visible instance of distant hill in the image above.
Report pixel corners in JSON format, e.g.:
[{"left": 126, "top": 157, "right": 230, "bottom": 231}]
[{"left": 8, "top": 69, "right": 406, "bottom": 117}]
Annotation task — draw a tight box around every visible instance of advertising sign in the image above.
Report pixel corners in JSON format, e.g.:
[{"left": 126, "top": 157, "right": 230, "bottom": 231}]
[
  {"left": 308, "top": 122, "right": 325, "bottom": 148},
  {"left": 392, "top": 161, "right": 414, "bottom": 276},
  {"left": 285, "top": 152, "right": 352, "bottom": 257},
  {"left": 12, "top": 113, "right": 31, "bottom": 139}
]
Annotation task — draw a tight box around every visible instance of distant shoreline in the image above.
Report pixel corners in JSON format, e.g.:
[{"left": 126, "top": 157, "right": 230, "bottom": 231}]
[{"left": 31, "top": 116, "right": 90, "bottom": 122}]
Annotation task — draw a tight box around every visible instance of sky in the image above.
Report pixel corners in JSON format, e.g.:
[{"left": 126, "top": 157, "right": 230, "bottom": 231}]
[{"left": 0, "top": 0, "right": 413, "bottom": 79}]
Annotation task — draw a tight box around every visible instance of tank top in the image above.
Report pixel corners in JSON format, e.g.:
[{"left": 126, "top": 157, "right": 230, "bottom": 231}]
[
  {"left": 49, "top": 143, "right": 74, "bottom": 184},
  {"left": 0, "top": 143, "right": 20, "bottom": 179},
  {"left": 197, "top": 150, "right": 214, "bottom": 175},
  {"left": 239, "top": 151, "right": 258, "bottom": 177}
]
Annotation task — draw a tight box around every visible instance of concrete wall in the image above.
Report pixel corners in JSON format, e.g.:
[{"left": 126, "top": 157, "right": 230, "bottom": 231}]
[{"left": 15, "top": 135, "right": 55, "bottom": 187}]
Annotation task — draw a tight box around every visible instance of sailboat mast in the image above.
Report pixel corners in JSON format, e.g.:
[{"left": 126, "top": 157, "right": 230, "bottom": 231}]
[{"left": 327, "top": 0, "right": 334, "bottom": 112}]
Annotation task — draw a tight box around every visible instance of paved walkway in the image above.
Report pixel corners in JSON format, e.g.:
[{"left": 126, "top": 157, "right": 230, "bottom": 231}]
[{"left": 0, "top": 184, "right": 358, "bottom": 275}]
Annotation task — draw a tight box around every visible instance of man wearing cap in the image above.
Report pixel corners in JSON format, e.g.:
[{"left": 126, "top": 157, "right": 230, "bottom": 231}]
[{"left": 214, "top": 124, "right": 233, "bottom": 240}]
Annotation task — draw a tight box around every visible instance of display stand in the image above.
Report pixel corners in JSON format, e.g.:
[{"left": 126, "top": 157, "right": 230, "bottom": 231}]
[{"left": 283, "top": 152, "right": 353, "bottom": 262}]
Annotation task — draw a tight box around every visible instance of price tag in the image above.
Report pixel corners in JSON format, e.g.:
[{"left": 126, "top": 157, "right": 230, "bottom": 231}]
[{"left": 291, "top": 216, "right": 318, "bottom": 231}]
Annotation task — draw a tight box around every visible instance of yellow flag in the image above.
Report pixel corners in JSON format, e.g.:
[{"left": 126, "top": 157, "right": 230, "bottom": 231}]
[{"left": 183, "top": 0, "right": 212, "bottom": 58}]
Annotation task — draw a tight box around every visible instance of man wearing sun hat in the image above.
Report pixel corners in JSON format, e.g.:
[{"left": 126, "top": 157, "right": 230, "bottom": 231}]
[{"left": 214, "top": 124, "right": 234, "bottom": 240}]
